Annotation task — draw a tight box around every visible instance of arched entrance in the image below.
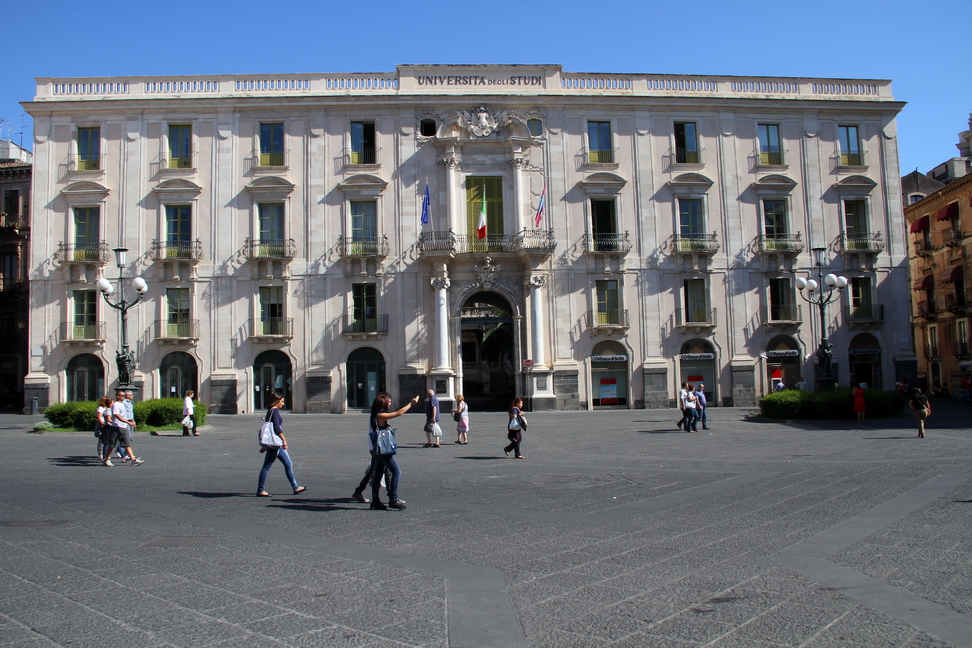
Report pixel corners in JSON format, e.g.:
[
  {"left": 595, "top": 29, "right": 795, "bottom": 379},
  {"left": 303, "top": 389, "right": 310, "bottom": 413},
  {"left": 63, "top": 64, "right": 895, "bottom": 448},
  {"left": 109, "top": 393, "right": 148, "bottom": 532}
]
[
  {"left": 678, "top": 338, "right": 717, "bottom": 403},
  {"left": 849, "top": 333, "right": 882, "bottom": 389},
  {"left": 66, "top": 354, "right": 104, "bottom": 402},
  {"left": 766, "top": 335, "right": 801, "bottom": 391},
  {"left": 347, "top": 347, "right": 385, "bottom": 409},
  {"left": 160, "top": 352, "right": 198, "bottom": 400},
  {"left": 591, "top": 340, "right": 629, "bottom": 408},
  {"left": 254, "top": 350, "right": 292, "bottom": 410},
  {"left": 460, "top": 291, "right": 516, "bottom": 411}
]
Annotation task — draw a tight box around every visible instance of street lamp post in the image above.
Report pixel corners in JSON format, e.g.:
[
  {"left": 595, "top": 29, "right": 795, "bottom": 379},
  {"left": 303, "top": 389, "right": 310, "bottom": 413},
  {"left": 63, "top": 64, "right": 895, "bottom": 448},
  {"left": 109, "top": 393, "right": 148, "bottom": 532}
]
[
  {"left": 796, "top": 247, "right": 847, "bottom": 392},
  {"left": 96, "top": 247, "right": 148, "bottom": 392}
]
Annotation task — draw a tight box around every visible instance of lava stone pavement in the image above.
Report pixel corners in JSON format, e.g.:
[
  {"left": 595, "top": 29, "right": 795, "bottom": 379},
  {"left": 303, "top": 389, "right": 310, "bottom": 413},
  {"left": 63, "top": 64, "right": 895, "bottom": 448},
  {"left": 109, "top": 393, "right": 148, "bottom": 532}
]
[{"left": 1, "top": 399, "right": 971, "bottom": 648}]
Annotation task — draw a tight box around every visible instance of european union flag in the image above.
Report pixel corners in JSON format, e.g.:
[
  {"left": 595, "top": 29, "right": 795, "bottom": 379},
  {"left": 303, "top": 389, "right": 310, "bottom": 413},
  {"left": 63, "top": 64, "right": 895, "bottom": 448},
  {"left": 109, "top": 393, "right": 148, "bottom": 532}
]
[{"left": 421, "top": 181, "right": 431, "bottom": 226}]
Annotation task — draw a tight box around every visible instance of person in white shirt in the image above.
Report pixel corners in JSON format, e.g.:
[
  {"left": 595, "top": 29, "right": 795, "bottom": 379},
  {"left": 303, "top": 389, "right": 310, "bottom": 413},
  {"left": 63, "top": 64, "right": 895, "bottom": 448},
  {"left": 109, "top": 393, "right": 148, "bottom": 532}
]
[
  {"left": 683, "top": 383, "right": 699, "bottom": 432},
  {"left": 182, "top": 390, "right": 198, "bottom": 436},
  {"left": 104, "top": 390, "right": 143, "bottom": 466}
]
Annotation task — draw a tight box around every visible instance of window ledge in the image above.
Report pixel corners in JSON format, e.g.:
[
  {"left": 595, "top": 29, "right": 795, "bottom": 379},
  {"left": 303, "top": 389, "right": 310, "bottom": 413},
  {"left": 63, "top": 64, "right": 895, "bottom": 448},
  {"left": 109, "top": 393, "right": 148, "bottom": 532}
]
[
  {"left": 341, "top": 330, "right": 388, "bottom": 341},
  {"left": 156, "top": 336, "right": 200, "bottom": 346}
]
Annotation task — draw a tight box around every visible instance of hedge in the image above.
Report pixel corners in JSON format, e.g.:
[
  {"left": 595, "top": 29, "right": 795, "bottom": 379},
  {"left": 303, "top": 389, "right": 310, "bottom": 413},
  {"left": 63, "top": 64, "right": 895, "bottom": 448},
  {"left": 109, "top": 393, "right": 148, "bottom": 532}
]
[
  {"left": 759, "top": 388, "right": 906, "bottom": 420},
  {"left": 44, "top": 398, "right": 207, "bottom": 430}
]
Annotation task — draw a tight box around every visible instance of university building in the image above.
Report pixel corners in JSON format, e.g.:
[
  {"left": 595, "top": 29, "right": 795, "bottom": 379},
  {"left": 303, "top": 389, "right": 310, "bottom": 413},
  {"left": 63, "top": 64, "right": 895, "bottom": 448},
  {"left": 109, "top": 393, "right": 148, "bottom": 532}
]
[{"left": 21, "top": 65, "right": 912, "bottom": 413}]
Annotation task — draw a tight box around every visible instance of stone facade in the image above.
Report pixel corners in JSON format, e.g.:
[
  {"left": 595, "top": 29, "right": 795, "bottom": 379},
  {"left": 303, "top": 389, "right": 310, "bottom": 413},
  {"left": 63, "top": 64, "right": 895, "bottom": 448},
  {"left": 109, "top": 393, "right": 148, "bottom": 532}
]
[{"left": 22, "top": 66, "right": 911, "bottom": 412}]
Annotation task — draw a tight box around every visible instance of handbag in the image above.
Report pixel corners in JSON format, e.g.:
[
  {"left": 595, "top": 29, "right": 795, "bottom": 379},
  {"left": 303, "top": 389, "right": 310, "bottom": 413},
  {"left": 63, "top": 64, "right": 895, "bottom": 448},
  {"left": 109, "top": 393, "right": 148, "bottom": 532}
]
[
  {"left": 373, "top": 419, "right": 397, "bottom": 458},
  {"left": 508, "top": 415, "right": 522, "bottom": 431},
  {"left": 517, "top": 415, "right": 528, "bottom": 430},
  {"left": 181, "top": 415, "right": 193, "bottom": 428},
  {"left": 259, "top": 418, "right": 283, "bottom": 448}
]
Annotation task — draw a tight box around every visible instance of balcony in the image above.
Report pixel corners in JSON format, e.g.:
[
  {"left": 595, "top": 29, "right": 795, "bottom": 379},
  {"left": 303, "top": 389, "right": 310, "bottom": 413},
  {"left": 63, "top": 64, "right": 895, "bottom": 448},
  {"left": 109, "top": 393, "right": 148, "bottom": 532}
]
[
  {"left": 341, "top": 314, "right": 389, "bottom": 340},
  {"left": 150, "top": 239, "right": 203, "bottom": 263},
  {"left": 154, "top": 319, "right": 200, "bottom": 344},
  {"left": 844, "top": 304, "right": 885, "bottom": 328},
  {"left": 337, "top": 235, "right": 390, "bottom": 259},
  {"left": 161, "top": 152, "right": 197, "bottom": 171},
  {"left": 514, "top": 229, "right": 557, "bottom": 258},
  {"left": 242, "top": 238, "right": 296, "bottom": 261},
  {"left": 55, "top": 241, "right": 110, "bottom": 266},
  {"left": 60, "top": 321, "right": 105, "bottom": 347},
  {"left": 761, "top": 304, "right": 802, "bottom": 329},
  {"left": 836, "top": 150, "right": 867, "bottom": 169},
  {"left": 417, "top": 230, "right": 556, "bottom": 258},
  {"left": 584, "top": 147, "right": 618, "bottom": 165},
  {"left": 957, "top": 341, "right": 971, "bottom": 360},
  {"left": 941, "top": 293, "right": 967, "bottom": 314},
  {"left": 69, "top": 153, "right": 104, "bottom": 172},
  {"left": 582, "top": 232, "right": 633, "bottom": 255},
  {"left": 756, "top": 233, "right": 804, "bottom": 255},
  {"left": 756, "top": 149, "right": 786, "bottom": 167},
  {"left": 672, "top": 232, "right": 719, "bottom": 254},
  {"left": 673, "top": 147, "right": 703, "bottom": 165},
  {"left": 248, "top": 317, "right": 293, "bottom": 342},
  {"left": 943, "top": 229, "right": 965, "bottom": 247},
  {"left": 346, "top": 147, "right": 379, "bottom": 166},
  {"left": 586, "top": 309, "right": 629, "bottom": 335},
  {"left": 914, "top": 238, "right": 936, "bottom": 257},
  {"left": 839, "top": 232, "right": 884, "bottom": 254},
  {"left": 675, "top": 307, "right": 717, "bottom": 331},
  {"left": 256, "top": 150, "right": 288, "bottom": 168},
  {"left": 916, "top": 300, "right": 936, "bottom": 319},
  {"left": 925, "top": 344, "right": 941, "bottom": 361}
]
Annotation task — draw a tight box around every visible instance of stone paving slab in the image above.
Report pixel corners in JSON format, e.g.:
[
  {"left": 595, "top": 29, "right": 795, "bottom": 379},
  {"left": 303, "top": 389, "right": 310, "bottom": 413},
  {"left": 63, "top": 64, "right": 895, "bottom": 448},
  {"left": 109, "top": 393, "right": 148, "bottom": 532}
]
[{"left": 0, "top": 401, "right": 970, "bottom": 647}]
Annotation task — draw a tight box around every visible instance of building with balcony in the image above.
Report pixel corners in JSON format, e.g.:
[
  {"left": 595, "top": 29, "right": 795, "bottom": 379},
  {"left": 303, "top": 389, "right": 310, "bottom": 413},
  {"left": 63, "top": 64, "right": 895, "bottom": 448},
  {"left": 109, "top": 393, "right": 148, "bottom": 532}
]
[
  {"left": 22, "top": 66, "right": 911, "bottom": 412},
  {"left": 0, "top": 142, "right": 31, "bottom": 409}
]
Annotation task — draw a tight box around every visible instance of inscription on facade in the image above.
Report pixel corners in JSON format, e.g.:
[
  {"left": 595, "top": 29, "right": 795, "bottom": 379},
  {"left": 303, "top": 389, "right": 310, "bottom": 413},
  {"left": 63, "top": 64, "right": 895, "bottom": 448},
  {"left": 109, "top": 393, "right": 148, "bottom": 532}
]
[{"left": 417, "top": 75, "right": 543, "bottom": 86}]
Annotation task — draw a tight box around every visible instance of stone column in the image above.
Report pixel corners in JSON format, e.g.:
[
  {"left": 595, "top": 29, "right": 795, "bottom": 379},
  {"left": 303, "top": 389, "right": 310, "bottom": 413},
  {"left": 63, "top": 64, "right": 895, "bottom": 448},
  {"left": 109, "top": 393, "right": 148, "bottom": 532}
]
[
  {"left": 526, "top": 275, "right": 547, "bottom": 370},
  {"left": 439, "top": 146, "right": 462, "bottom": 233},
  {"left": 509, "top": 156, "right": 528, "bottom": 229},
  {"left": 430, "top": 277, "right": 451, "bottom": 372}
]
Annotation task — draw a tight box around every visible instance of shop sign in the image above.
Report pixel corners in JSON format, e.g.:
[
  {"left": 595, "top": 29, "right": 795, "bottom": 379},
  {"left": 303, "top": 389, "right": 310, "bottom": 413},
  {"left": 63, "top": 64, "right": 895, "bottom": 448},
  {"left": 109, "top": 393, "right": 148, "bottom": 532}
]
[
  {"left": 848, "top": 348, "right": 882, "bottom": 355},
  {"left": 591, "top": 355, "right": 627, "bottom": 362},
  {"left": 766, "top": 349, "right": 800, "bottom": 358},
  {"left": 599, "top": 378, "right": 618, "bottom": 405},
  {"left": 680, "top": 353, "right": 714, "bottom": 360}
]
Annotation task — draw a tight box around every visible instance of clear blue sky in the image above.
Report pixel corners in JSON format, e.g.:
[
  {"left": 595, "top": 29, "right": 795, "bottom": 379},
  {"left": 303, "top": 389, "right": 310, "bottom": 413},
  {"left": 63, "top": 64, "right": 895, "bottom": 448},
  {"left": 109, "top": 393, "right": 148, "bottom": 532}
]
[{"left": 3, "top": 0, "right": 969, "bottom": 175}]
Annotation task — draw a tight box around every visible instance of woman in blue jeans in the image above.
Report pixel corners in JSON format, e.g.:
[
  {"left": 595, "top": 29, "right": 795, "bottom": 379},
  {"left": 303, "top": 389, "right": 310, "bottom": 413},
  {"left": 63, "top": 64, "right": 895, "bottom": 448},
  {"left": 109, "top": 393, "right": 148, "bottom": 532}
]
[
  {"left": 257, "top": 393, "right": 307, "bottom": 497},
  {"left": 368, "top": 392, "right": 418, "bottom": 510}
]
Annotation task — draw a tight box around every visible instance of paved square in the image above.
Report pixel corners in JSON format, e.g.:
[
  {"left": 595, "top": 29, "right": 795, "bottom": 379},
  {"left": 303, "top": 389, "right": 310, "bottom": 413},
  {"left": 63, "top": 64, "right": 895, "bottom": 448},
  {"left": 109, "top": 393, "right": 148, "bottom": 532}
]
[{"left": 1, "top": 402, "right": 970, "bottom": 647}]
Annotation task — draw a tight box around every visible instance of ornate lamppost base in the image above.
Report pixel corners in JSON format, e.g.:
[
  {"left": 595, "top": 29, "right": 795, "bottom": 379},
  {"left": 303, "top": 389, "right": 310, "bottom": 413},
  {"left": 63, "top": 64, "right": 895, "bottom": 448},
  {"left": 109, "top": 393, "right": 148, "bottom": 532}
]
[{"left": 815, "top": 376, "right": 836, "bottom": 392}]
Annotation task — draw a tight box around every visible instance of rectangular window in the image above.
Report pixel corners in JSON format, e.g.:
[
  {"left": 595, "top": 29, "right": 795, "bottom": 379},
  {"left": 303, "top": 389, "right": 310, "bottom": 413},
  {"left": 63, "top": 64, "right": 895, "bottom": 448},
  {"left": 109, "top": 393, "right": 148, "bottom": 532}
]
[
  {"left": 928, "top": 325, "right": 939, "bottom": 358},
  {"left": 77, "top": 127, "right": 100, "bottom": 170},
  {"left": 166, "top": 288, "right": 190, "bottom": 337},
  {"left": 466, "top": 177, "right": 504, "bottom": 249},
  {"left": 851, "top": 277, "right": 874, "bottom": 319},
  {"left": 165, "top": 205, "right": 192, "bottom": 258},
  {"left": 591, "top": 199, "right": 619, "bottom": 251},
  {"left": 3, "top": 189, "right": 19, "bottom": 219},
  {"left": 73, "top": 207, "right": 100, "bottom": 261},
  {"left": 683, "top": 278, "right": 708, "bottom": 322},
  {"left": 350, "top": 201, "right": 377, "bottom": 254},
  {"left": 168, "top": 125, "right": 192, "bottom": 168},
  {"left": 259, "top": 286, "right": 284, "bottom": 335},
  {"left": 959, "top": 320, "right": 969, "bottom": 355},
  {"left": 763, "top": 199, "right": 788, "bottom": 239},
  {"left": 350, "top": 121, "right": 376, "bottom": 164},
  {"left": 678, "top": 198, "right": 704, "bottom": 238},
  {"left": 352, "top": 283, "right": 378, "bottom": 333},
  {"left": 258, "top": 203, "right": 285, "bottom": 257},
  {"left": 587, "top": 121, "right": 613, "bottom": 163},
  {"left": 259, "top": 123, "right": 284, "bottom": 166},
  {"left": 838, "top": 125, "right": 862, "bottom": 166},
  {"left": 596, "top": 280, "right": 620, "bottom": 324},
  {"left": 73, "top": 290, "right": 97, "bottom": 339},
  {"left": 2, "top": 253, "right": 18, "bottom": 283},
  {"left": 769, "top": 278, "right": 795, "bottom": 321},
  {"left": 844, "top": 199, "right": 869, "bottom": 249},
  {"left": 758, "top": 124, "right": 782, "bottom": 165},
  {"left": 674, "top": 122, "right": 699, "bottom": 163}
]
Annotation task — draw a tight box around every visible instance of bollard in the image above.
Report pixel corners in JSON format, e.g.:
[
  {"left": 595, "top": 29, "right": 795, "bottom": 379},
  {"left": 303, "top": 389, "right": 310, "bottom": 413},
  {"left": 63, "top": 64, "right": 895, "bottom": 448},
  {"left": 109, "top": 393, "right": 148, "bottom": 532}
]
[{"left": 30, "top": 397, "right": 38, "bottom": 415}]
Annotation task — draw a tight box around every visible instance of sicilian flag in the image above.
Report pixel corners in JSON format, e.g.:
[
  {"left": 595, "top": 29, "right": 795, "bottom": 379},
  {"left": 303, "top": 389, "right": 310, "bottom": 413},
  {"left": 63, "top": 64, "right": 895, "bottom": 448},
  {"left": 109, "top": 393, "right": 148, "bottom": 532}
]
[
  {"left": 476, "top": 185, "right": 487, "bottom": 239},
  {"left": 534, "top": 184, "right": 546, "bottom": 228},
  {"left": 420, "top": 181, "right": 431, "bottom": 226}
]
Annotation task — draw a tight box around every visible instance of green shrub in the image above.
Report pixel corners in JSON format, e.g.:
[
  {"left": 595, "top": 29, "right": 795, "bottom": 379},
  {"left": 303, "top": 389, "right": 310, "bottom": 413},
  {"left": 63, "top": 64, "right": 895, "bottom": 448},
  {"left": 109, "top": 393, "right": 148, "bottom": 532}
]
[
  {"left": 45, "top": 397, "right": 207, "bottom": 429},
  {"left": 759, "top": 388, "right": 906, "bottom": 420},
  {"left": 34, "top": 420, "right": 55, "bottom": 431},
  {"left": 43, "top": 402, "right": 90, "bottom": 428}
]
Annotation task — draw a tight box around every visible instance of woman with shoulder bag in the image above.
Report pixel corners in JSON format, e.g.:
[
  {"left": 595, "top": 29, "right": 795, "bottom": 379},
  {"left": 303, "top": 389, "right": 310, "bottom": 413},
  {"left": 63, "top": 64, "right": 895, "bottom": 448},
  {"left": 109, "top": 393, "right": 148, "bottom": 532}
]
[
  {"left": 452, "top": 394, "right": 469, "bottom": 445},
  {"left": 256, "top": 393, "right": 306, "bottom": 497},
  {"left": 368, "top": 392, "right": 418, "bottom": 510},
  {"left": 95, "top": 395, "right": 112, "bottom": 460},
  {"left": 908, "top": 387, "right": 931, "bottom": 438},
  {"left": 504, "top": 397, "right": 527, "bottom": 459}
]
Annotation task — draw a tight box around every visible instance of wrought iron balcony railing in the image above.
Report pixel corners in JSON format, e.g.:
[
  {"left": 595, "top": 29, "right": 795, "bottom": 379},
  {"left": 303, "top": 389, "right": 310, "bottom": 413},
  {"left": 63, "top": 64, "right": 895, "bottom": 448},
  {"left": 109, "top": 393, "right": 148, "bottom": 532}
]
[
  {"left": 675, "top": 307, "right": 717, "bottom": 327},
  {"left": 839, "top": 232, "right": 884, "bottom": 253},
  {"left": 248, "top": 317, "right": 293, "bottom": 338},
  {"left": 582, "top": 232, "right": 633, "bottom": 255},
  {"left": 586, "top": 309, "right": 629, "bottom": 329},
  {"left": 514, "top": 229, "right": 557, "bottom": 253},
  {"left": 348, "top": 147, "right": 379, "bottom": 165},
  {"left": 341, "top": 314, "right": 389, "bottom": 335},
  {"left": 70, "top": 153, "right": 103, "bottom": 171},
  {"left": 763, "top": 304, "right": 802, "bottom": 323},
  {"left": 337, "top": 235, "right": 390, "bottom": 259},
  {"left": 925, "top": 344, "right": 940, "bottom": 360},
  {"left": 756, "top": 233, "right": 804, "bottom": 254},
  {"left": 837, "top": 150, "right": 867, "bottom": 167},
  {"left": 418, "top": 229, "right": 557, "bottom": 256},
  {"left": 55, "top": 241, "right": 110, "bottom": 265},
  {"left": 242, "top": 238, "right": 296, "bottom": 260},
  {"left": 674, "top": 147, "right": 703, "bottom": 164},
  {"left": 672, "top": 232, "right": 719, "bottom": 254},
  {"left": 585, "top": 147, "right": 617, "bottom": 164},
  {"left": 256, "top": 150, "right": 288, "bottom": 167},
  {"left": 60, "top": 321, "right": 106, "bottom": 342},
  {"left": 758, "top": 150, "right": 785, "bottom": 166},
  {"left": 155, "top": 319, "right": 200, "bottom": 339},
  {"left": 150, "top": 239, "right": 203, "bottom": 262}
]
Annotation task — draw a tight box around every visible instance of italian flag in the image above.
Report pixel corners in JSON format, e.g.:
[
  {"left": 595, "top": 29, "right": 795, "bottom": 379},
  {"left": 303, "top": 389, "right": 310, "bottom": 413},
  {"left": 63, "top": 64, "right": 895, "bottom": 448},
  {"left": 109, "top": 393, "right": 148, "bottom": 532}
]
[{"left": 476, "top": 185, "right": 487, "bottom": 239}]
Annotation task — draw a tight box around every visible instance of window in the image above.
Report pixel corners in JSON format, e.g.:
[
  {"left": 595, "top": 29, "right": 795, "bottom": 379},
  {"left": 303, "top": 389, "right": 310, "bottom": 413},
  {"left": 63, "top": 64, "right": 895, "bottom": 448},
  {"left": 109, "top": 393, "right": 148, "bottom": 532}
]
[
  {"left": 351, "top": 121, "right": 376, "bottom": 164},
  {"left": 2, "top": 253, "right": 18, "bottom": 283},
  {"left": 77, "top": 127, "right": 100, "bottom": 170},
  {"left": 763, "top": 200, "right": 788, "bottom": 239},
  {"left": 838, "top": 125, "right": 862, "bottom": 166},
  {"left": 591, "top": 199, "right": 619, "bottom": 251},
  {"left": 683, "top": 279, "right": 708, "bottom": 322},
  {"left": 3, "top": 189, "right": 19, "bottom": 219},
  {"left": 769, "top": 278, "right": 795, "bottom": 321},
  {"left": 259, "top": 286, "right": 285, "bottom": 335},
  {"left": 844, "top": 200, "right": 869, "bottom": 248},
  {"left": 168, "top": 125, "right": 192, "bottom": 168},
  {"left": 258, "top": 203, "right": 285, "bottom": 255},
  {"left": 73, "top": 207, "right": 100, "bottom": 261},
  {"left": 928, "top": 325, "right": 939, "bottom": 358},
  {"left": 166, "top": 288, "right": 191, "bottom": 337},
  {"left": 678, "top": 198, "right": 704, "bottom": 238},
  {"left": 73, "top": 290, "right": 97, "bottom": 339},
  {"left": 350, "top": 201, "right": 377, "bottom": 254},
  {"left": 165, "top": 205, "right": 192, "bottom": 258},
  {"left": 758, "top": 124, "right": 782, "bottom": 165},
  {"left": 910, "top": 194, "right": 924, "bottom": 204},
  {"left": 587, "top": 121, "right": 613, "bottom": 163},
  {"left": 419, "top": 119, "right": 436, "bottom": 137},
  {"left": 851, "top": 277, "right": 874, "bottom": 319},
  {"left": 674, "top": 122, "right": 699, "bottom": 164},
  {"left": 466, "top": 177, "right": 504, "bottom": 248},
  {"left": 259, "top": 123, "right": 284, "bottom": 166},
  {"left": 527, "top": 119, "right": 543, "bottom": 137},
  {"left": 596, "top": 280, "right": 620, "bottom": 324},
  {"left": 959, "top": 320, "right": 969, "bottom": 355},
  {"left": 352, "top": 283, "right": 378, "bottom": 332}
]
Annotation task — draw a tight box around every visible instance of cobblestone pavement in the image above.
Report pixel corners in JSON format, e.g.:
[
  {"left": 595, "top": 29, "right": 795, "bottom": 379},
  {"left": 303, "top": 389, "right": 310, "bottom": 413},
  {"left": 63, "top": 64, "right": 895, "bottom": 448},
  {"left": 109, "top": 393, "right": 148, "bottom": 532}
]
[{"left": 1, "top": 400, "right": 970, "bottom": 647}]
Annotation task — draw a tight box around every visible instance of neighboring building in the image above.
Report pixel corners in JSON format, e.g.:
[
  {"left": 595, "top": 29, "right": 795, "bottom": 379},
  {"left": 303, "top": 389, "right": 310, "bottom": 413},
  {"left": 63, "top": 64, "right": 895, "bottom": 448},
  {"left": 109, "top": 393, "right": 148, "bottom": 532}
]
[
  {"left": 22, "top": 66, "right": 911, "bottom": 413},
  {"left": 0, "top": 141, "right": 31, "bottom": 410},
  {"left": 905, "top": 117, "right": 972, "bottom": 392}
]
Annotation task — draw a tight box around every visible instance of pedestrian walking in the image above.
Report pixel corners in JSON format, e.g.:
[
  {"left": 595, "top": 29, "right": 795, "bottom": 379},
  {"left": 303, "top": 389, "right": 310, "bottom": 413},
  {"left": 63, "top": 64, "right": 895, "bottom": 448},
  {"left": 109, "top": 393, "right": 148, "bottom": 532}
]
[
  {"left": 694, "top": 383, "right": 708, "bottom": 430},
  {"left": 95, "top": 395, "right": 112, "bottom": 459},
  {"left": 676, "top": 382, "right": 688, "bottom": 430},
  {"left": 103, "top": 389, "right": 143, "bottom": 466},
  {"left": 504, "top": 397, "right": 527, "bottom": 458},
  {"left": 182, "top": 390, "right": 198, "bottom": 436},
  {"left": 256, "top": 393, "right": 306, "bottom": 497},
  {"left": 452, "top": 394, "right": 469, "bottom": 444},
  {"left": 683, "top": 383, "right": 699, "bottom": 432},
  {"left": 908, "top": 387, "right": 931, "bottom": 438},
  {"left": 852, "top": 383, "right": 866, "bottom": 424},
  {"left": 423, "top": 389, "right": 441, "bottom": 447},
  {"left": 368, "top": 392, "right": 418, "bottom": 510}
]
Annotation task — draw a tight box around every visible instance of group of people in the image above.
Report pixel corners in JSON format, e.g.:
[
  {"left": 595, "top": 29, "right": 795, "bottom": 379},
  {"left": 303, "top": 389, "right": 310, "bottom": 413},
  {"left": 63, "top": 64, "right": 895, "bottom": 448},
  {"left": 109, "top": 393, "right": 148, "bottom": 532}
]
[
  {"left": 94, "top": 390, "right": 144, "bottom": 466},
  {"left": 256, "top": 391, "right": 529, "bottom": 510},
  {"left": 676, "top": 383, "right": 708, "bottom": 432}
]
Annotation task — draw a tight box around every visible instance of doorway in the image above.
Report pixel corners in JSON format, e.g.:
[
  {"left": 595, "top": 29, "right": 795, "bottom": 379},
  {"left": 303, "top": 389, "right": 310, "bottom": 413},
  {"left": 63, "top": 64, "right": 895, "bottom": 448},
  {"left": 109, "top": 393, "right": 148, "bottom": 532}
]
[
  {"left": 66, "top": 354, "right": 104, "bottom": 402},
  {"left": 460, "top": 291, "right": 516, "bottom": 411},
  {"left": 347, "top": 347, "right": 385, "bottom": 409},
  {"left": 160, "top": 352, "right": 198, "bottom": 400},
  {"left": 254, "top": 350, "right": 292, "bottom": 410}
]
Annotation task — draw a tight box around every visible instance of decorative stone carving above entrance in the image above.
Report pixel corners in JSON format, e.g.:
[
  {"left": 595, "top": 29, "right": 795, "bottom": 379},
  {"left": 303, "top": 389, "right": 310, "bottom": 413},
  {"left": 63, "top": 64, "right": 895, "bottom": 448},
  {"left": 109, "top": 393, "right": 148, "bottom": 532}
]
[{"left": 457, "top": 106, "right": 510, "bottom": 137}]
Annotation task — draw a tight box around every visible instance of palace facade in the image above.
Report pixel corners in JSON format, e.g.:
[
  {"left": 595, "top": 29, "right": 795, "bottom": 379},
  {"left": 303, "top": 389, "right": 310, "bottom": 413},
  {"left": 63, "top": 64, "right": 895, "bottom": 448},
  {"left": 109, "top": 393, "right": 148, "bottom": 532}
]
[{"left": 22, "top": 65, "right": 912, "bottom": 412}]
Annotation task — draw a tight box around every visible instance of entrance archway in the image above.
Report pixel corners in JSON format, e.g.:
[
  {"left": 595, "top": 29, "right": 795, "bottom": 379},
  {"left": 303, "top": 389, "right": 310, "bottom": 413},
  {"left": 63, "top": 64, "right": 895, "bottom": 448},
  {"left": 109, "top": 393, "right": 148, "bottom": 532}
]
[
  {"left": 849, "top": 333, "right": 882, "bottom": 389},
  {"left": 253, "top": 350, "right": 292, "bottom": 410},
  {"left": 591, "top": 340, "right": 629, "bottom": 408},
  {"left": 160, "top": 352, "right": 198, "bottom": 400},
  {"left": 766, "top": 335, "right": 801, "bottom": 391},
  {"left": 678, "top": 338, "right": 717, "bottom": 403},
  {"left": 347, "top": 347, "right": 385, "bottom": 409},
  {"left": 66, "top": 354, "right": 104, "bottom": 402},
  {"left": 460, "top": 291, "right": 516, "bottom": 411}
]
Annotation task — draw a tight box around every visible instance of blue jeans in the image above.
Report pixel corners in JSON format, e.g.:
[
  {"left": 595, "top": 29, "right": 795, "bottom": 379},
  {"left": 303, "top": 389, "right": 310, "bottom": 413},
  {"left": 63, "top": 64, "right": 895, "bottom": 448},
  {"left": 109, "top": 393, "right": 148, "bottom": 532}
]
[
  {"left": 697, "top": 406, "right": 707, "bottom": 428},
  {"left": 258, "top": 448, "right": 299, "bottom": 493},
  {"left": 687, "top": 408, "right": 699, "bottom": 431},
  {"left": 371, "top": 452, "right": 401, "bottom": 502}
]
